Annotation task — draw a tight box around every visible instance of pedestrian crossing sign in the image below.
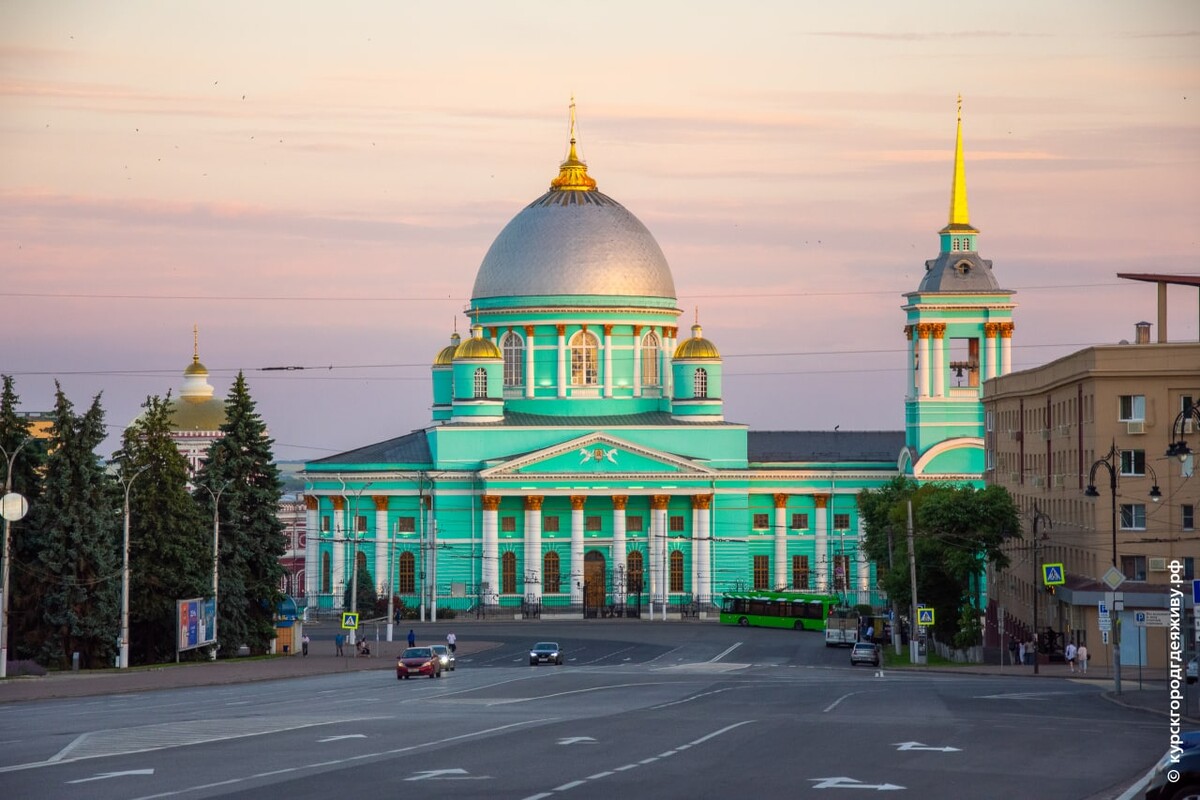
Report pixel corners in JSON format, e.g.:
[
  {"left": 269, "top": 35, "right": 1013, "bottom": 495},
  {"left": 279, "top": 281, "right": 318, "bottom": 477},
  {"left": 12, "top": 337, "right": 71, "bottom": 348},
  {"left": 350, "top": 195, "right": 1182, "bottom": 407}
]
[
  {"left": 917, "top": 607, "right": 934, "bottom": 626},
  {"left": 1042, "top": 563, "right": 1065, "bottom": 586},
  {"left": 341, "top": 612, "right": 359, "bottom": 630}
]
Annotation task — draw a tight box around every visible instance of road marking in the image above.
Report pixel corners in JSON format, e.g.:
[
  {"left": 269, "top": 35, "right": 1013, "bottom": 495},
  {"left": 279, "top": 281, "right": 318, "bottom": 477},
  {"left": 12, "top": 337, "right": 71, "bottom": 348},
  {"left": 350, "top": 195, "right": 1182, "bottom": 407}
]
[
  {"left": 894, "top": 741, "right": 960, "bottom": 752},
  {"left": 975, "top": 691, "right": 1072, "bottom": 700},
  {"left": 651, "top": 686, "right": 738, "bottom": 710},
  {"left": 810, "top": 776, "right": 905, "bottom": 791},
  {"left": 318, "top": 735, "right": 367, "bottom": 743},
  {"left": 823, "top": 692, "right": 861, "bottom": 713},
  {"left": 639, "top": 757, "right": 660, "bottom": 764},
  {"left": 554, "top": 780, "right": 586, "bottom": 791},
  {"left": 406, "top": 768, "right": 490, "bottom": 781},
  {"left": 558, "top": 737, "right": 597, "bottom": 745},
  {"left": 614, "top": 764, "right": 638, "bottom": 771},
  {"left": 67, "top": 769, "right": 155, "bottom": 784},
  {"left": 709, "top": 642, "right": 742, "bottom": 662},
  {"left": 487, "top": 681, "right": 674, "bottom": 706},
  {"left": 587, "top": 771, "right": 613, "bottom": 779}
]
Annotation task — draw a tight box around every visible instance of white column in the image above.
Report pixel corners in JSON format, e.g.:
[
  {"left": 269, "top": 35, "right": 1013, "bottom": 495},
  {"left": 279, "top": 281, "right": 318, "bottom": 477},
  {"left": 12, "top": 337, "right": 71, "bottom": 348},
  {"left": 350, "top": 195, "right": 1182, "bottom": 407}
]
[
  {"left": 917, "top": 327, "right": 931, "bottom": 398},
  {"left": 932, "top": 327, "right": 945, "bottom": 397},
  {"left": 603, "top": 325, "right": 613, "bottom": 398},
  {"left": 663, "top": 330, "right": 674, "bottom": 400},
  {"left": 524, "top": 326, "right": 535, "bottom": 398},
  {"left": 814, "top": 495, "right": 829, "bottom": 594},
  {"left": 482, "top": 497, "right": 499, "bottom": 605},
  {"left": 612, "top": 496, "right": 627, "bottom": 594},
  {"left": 856, "top": 519, "right": 870, "bottom": 606},
  {"left": 525, "top": 497, "right": 543, "bottom": 602},
  {"left": 773, "top": 495, "right": 788, "bottom": 590},
  {"left": 557, "top": 325, "right": 567, "bottom": 398},
  {"left": 984, "top": 326, "right": 997, "bottom": 381},
  {"left": 332, "top": 498, "right": 346, "bottom": 609},
  {"left": 373, "top": 498, "right": 388, "bottom": 594},
  {"left": 695, "top": 496, "right": 712, "bottom": 603},
  {"left": 570, "top": 496, "right": 585, "bottom": 605},
  {"left": 907, "top": 327, "right": 916, "bottom": 398},
  {"left": 304, "top": 496, "right": 319, "bottom": 600},
  {"left": 633, "top": 329, "right": 643, "bottom": 397},
  {"left": 1000, "top": 325, "right": 1012, "bottom": 375}
]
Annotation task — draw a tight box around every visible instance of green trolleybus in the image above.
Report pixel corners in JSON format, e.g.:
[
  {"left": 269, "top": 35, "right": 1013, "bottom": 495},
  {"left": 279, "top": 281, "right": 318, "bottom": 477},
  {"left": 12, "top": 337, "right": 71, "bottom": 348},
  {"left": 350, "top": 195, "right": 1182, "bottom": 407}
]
[{"left": 719, "top": 591, "right": 841, "bottom": 631}]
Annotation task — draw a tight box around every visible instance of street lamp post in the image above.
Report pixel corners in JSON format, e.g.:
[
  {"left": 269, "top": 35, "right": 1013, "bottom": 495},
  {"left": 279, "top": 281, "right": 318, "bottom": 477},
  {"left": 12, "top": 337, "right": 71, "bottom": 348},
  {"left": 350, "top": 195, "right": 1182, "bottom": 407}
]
[
  {"left": 1029, "top": 503, "right": 1051, "bottom": 676},
  {"left": 118, "top": 465, "right": 150, "bottom": 670},
  {"left": 1165, "top": 405, "right": 1200, "bottom": 461},
  {"left": 347, "top": 481, "right": 372, "bottom": 646},
  {"left": 0, "top": 438, "right": 32, "bottom": 679},
  {"left": 199, "top": 479, "right": 229, "bottom": 659}
]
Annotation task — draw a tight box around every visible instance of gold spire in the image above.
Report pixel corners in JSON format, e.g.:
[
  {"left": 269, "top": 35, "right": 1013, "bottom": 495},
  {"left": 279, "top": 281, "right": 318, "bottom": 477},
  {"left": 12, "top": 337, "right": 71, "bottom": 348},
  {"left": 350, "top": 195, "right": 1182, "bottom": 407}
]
[
  {"left": 550, "top": 97, "right": 597, "bottom": 192},
  {"left": 948, "top": 94, "right": 970, "bottom": 227},
  {"left": 192, "top": 324, "right": 200, "bottom": 365}
]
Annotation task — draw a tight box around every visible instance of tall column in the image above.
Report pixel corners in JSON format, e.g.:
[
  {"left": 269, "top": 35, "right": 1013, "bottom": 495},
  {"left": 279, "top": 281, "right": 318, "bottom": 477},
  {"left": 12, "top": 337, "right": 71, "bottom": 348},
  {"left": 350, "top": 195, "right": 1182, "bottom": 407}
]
[
  {"left": 331, "top": 496, "right": 346, "bottom": 608},
  {"left": 663, "top": 327, "right": 675, "bottom": 400},
  {"left": 612, "top": 496, "right": 628, "bottom": 594},
  {"left": 1000, "top": 323, "right": 1014, "bottom": 375},
  {"left": 773, "top": 493, "right": 788, "bottom": 589},
  {"left": 814, "top": 494, "right": 829, "bottom": 594},
  {"left": 650, "top": 495, "right": 670, "bottom": 613},
  {"left": 373, "top": 496, "right": 389, "bottom": 595},
  {"left": 304, "top": 495, "right": 319, "bottom": 600},
  {"left": 481, "top": 496, "right": 500, "bottom": 605},
  {"left": 917, "top": 324, "right": 931, "bottom": 397},
  {"left": 983, "top": 323, "right": 998, "bottom": 381},
  {"left": 570, "top": 495, "right": 585, "bottom": 605},
  {"left": 632, "top": 327, "right": 643, "bottom": 397},
  {"left": 524, "top": 325, "right": 536, "bottom": 398},
  {"left": 524, "top": 496, "right": 543, "bottom": 601},
  {"left": 603, "top": 324, "right": 613, "bottom": 397},
  {"left": 932, "top": 324, "right": 946, "bottom": 397},
  {"left": 856, "top": 517, "right": 870, "bottom": 606},
  {"left": 424, "top": 496, "right": 436, "bottom": 619},
  {"left": 694, "top": 494, "right": 712, "bottom": 603},
  {"left": 556, "top": 324, "right": 567, "bottom": 398}
]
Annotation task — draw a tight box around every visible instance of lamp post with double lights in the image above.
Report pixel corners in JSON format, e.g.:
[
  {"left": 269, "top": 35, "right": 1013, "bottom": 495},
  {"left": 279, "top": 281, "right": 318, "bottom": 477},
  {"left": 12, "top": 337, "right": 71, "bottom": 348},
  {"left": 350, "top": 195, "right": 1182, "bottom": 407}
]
[
  {"left": 1029, "top": 503, "right": 1051, "bottom": 676},
  {"left": 346, "top": 481, "right": 372, "bottom": 646},
  {"left": 0, "top": 438, "right": 32, "bottom": 679},
  {"left": 118, "top": 464, "right": 150, "bottom": 669},
  {"left": 1165, "top": 404, "right": 1200, "bottom": 462},
  {"left": 198, "top": 477, "right": 230, "bottom": 659}
]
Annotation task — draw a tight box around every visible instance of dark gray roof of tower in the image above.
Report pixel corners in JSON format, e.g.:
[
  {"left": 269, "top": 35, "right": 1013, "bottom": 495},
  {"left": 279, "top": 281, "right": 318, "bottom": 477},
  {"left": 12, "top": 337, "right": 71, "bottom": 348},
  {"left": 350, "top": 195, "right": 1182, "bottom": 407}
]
[
  {"left": 309, "top": 430, "right": 432, "bottom": 465},
  {"left": 748, "top": 431, "right": 905, "bottom": 463},
  {"left": 917, "top": 252, "right": 1004, "bottom": 293}
]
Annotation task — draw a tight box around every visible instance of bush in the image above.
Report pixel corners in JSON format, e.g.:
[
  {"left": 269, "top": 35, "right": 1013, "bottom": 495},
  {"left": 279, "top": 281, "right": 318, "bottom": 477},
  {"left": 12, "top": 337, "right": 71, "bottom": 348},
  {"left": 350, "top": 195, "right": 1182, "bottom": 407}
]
[{"left": 7, "top": 659, "right": 48, "bottom": 677}]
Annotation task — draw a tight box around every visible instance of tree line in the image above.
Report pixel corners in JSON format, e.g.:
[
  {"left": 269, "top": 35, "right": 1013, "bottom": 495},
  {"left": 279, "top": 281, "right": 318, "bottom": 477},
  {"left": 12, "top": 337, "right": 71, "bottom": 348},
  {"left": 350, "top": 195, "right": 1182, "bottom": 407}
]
[{"left": 0, "top": 373, "right": 286, "bottom": 670}]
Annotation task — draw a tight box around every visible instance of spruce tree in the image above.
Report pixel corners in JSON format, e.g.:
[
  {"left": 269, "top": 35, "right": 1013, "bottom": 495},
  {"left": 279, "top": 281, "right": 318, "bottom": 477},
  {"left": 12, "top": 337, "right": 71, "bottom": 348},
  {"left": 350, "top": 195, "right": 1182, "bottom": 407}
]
[
  {"left": 195, "top": 372, "right": 285, "bottom": 656},
  {"left": 115, "top": 394, "right": 211, "bottom": 665},
  {"left": 18, "top": 385, "right": 118, "bottom": 668}
]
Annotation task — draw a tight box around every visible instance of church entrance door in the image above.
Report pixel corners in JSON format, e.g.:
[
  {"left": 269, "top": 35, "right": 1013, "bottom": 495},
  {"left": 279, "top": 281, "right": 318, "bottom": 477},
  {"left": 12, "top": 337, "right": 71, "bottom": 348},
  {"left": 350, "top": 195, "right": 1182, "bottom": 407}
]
[{"left": 583, "top": 551, "right": 606, "bottom": 618}]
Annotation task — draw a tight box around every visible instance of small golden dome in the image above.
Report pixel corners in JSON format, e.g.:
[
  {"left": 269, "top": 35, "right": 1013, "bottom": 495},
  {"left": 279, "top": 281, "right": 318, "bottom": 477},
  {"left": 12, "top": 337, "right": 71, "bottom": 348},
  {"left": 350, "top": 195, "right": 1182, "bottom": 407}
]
[
  {"left": 549, "top": 99, "right": 597, "bottom": 193},
  {"left": 184, "top": 358, "right": 208, "bottom": 376},
  {"left": 454, "top": 326, "right": 502, "bottom": 360},
  {"left": 434, "top": 332, "right": 461, "bottom": 365},
  {"left": 673, "top": 323, "right": 720, "bottom": 360}
]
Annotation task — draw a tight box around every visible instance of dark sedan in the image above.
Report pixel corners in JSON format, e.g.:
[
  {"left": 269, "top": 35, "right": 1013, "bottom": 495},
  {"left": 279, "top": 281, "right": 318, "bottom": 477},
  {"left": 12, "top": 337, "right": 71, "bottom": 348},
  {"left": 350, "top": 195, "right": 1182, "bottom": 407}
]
[
  {"left": 397, "top": 647, "right": 442, "bottom": 679},
  {"left": 1144, "top": 745, "right": 1200, "bottom": 800},
  {"left": 529, "top": 642, "right": 563, "bottom": 666}
]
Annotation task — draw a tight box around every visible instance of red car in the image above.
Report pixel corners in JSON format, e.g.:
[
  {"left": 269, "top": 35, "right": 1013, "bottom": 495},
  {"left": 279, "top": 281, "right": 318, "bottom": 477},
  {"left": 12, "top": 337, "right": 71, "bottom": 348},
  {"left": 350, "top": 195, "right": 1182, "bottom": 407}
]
[{"left": 397, "top": 647, "right": 442, "bottom": 680}]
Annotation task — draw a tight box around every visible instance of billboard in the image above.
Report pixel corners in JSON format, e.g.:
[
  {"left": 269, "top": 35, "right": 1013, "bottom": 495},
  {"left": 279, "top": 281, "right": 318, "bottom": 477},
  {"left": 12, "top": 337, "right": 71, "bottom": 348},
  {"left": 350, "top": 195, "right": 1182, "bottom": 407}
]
[{"left": 177, "top": 597, "right": 218, "bottom": 652}]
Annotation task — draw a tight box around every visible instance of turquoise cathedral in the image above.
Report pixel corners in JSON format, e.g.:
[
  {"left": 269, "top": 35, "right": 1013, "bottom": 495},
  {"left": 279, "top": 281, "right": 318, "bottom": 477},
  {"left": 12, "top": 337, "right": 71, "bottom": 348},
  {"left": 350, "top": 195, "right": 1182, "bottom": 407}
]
[{"left": 303, "top": 102, "right": 1014, "bottom": 617}]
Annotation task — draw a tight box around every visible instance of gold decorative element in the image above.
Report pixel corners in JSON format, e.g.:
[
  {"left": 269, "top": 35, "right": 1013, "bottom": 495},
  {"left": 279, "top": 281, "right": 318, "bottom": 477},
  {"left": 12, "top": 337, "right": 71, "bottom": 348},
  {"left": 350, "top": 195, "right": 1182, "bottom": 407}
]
[
  {"left": 904, "top": 325, "right": 914, "bottom": 341},
  {"left": 693, "top": 494, "right": 713, "bottom": 510},
  {"left": 454, "top": 325, "right": 502, "bottom": 360},
  {"left": 570, "top": 495, "right": 587, "bottom": 511},
  {"left": 673, "top": 322, "right": 720, "bottom": 360},
  {"left": 611, "top": 495, "right": 628, "bottom": 511},
  {"left": 332, "top": 496, "right": 345, "bottom": 511},
  {"left": 556, "top": 324, "right": 566, "bottom": 336},
  {"left": 549, "top": 97, "right": 598, "bottom": 192},
  {"left": 372, "top": 495, "right": 389, "bottom": 511},
  {"left": 813, "top": 494, "right": 829, "bottom": 509},
  {"left": 999, "top": 322, "right": 1015, "bottom": 338},
  {"left": 633, "top": 325, "right": 643, "bottom": 336},
  {"left": 525, "top": 496, "right": 544, "bottom": 510},
  {"left": 931, "top": 323, "right": 946, "bottom": 340},
  {"left": 524, "top": 325, "right": 536, "bottom": 336},
  {"left": 434, "top": 331, "right": 461, "bottom": 366},
  {"left": 651, "top": 495, "right": 671, "bottom": 511},
  {"left": 304, "top": 495, "right": 319, "bottom": 511},
  {"left": 603, "top": 324, "right": 613, "bottom": 336},
  {"left": 185, "top": 324, "right": 208, "bottom": 376},
  {"left": 482, "top": 495, "right": 502, "bottom": 512},
  {"left": 916, "top": 323, "right": 934, "bottom": 339},
  {"left": 773, "top": 493, "right": 789, "bottom": 509},
  {"left": 984, "top": 322, "right": 1000, "bottom": 338}
]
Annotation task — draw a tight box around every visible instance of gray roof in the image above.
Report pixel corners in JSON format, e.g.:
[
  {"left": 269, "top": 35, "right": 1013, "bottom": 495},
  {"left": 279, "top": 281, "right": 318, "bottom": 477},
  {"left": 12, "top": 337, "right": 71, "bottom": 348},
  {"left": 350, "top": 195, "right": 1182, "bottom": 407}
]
[
  {"left": 310, "top": 430, "right": 432, "bottom": 466},
  {"left": 471, "top": 190, "right": 677, "bottom": 302},
  {"left": 748, "top": 431, "right": 904, "bottom": 463},
  {"left": 918, "top": 252, "right": 1003, "bottom": 293}
]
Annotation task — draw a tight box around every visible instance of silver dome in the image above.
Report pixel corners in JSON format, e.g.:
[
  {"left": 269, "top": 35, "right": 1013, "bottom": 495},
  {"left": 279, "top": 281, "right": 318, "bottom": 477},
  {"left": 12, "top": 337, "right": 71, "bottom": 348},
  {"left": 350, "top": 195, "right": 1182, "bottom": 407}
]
[{"left": 471, "top": 190, "right": 677, "bottom": 301}]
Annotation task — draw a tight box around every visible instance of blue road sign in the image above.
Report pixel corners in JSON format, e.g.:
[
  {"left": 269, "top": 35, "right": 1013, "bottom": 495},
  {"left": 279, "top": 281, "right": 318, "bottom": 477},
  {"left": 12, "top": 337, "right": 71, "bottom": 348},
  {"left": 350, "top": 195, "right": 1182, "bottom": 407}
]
[
  {"left": 1194, "top": 579, "right": 1200, "bottom": 605},
  {"left": 341, "top": 612, "right": 359, "bottom": 630},
  {"left": 917, "top": 607, "right": 935, "bottom": 626},
  {"left": 1042, "top": 563, "right": 1065, "bottom": 586}
]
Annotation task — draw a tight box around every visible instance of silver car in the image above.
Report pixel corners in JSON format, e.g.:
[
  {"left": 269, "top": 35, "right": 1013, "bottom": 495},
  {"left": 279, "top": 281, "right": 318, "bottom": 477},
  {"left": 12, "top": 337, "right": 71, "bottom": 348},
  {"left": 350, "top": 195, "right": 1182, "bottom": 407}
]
[{"left": 431, "top": 644, "right": 456, "bottom": 671}]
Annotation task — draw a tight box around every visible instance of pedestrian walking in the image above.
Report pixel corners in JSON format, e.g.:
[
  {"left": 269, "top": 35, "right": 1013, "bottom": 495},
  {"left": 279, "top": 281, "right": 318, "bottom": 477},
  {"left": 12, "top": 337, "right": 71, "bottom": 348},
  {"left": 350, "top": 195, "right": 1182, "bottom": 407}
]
[
  {"left": 447, "top": 631, "right": 457, "bottom": 653},
  {"left": 1065, "top": 641, "right": 1078, "bottom": 673},
  {"left": 335, "top": 633, "right": 345, "bottom": 656},
  {"left": 1017, "top": 640, "right": 1025, "bottom": 667},
  {"left": 1077, "top": 643, "right": 1088, "bottom": 674},
  {"left": 301, "top": 634, "right": 310, "bottom": 657},
  {"left": 407, "top": 629, "right": 416, "bottom": 648},
  {"left": 1008, "top": 638, "right": 1017, "bottom": 665},
  {"left": 1026, "top": 638, "right": 1036, "bottom": 666}
]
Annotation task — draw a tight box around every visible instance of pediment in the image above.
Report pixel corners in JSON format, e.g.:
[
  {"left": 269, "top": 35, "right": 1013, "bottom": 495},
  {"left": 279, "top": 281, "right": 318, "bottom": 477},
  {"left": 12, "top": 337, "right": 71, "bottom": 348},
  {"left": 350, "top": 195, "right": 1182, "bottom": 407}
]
[{"left": 479, "top": 432, "right": 716, "bottom": 478}]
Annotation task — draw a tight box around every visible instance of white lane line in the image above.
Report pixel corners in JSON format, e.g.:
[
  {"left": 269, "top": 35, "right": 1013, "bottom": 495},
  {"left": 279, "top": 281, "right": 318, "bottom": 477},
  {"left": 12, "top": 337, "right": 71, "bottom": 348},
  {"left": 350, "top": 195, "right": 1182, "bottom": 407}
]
[
  {"left": 650, "top": 686, "right": 737, "bottom": 710},
  {"left": 553, "top": 781, "right": 585, "bottom": 791},
  {"left": 639, "top": 757, "right": 660, "bottom": 764},
  {"left": 709, "top": 642, "right": 743, "bottom": 663},
  {"left": 614, "top": 764, "right": 638, "bottom": 772},
  {"left": 823, "top": 691, "right": 860, "bottom": 713},
  {"left": 486, "top": 681, "right": 675, "bottom": 706},
  {"left": 587, "top": 771, "right": 613, "bottom": 780},
  {"left": 658, "top": 751, "right": 676, "bottom": 758}
]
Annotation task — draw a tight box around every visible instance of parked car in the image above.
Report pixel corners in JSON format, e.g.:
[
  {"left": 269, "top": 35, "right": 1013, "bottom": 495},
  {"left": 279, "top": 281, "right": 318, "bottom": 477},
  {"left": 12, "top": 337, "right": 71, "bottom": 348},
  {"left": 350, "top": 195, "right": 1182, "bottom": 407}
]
[
  {"left": 850, "top": 642, "right": 881, "bottom": 667},
  {"left": 396, "top": 647, "right": 442, "bottom": 679},
  {"left": 1144, "top": 745, "right": 1200, "bottom": 799},
  {"left": 431, "top": 644, "right": 456, "bottom": 671},
  {"left": 530, "top": 642, "right": 564, "bottom": 666}
]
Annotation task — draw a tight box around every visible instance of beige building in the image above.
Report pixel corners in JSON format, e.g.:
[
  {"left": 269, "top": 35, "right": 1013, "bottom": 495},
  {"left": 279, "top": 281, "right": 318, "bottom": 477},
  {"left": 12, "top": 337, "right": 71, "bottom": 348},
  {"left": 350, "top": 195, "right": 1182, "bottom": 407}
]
[{"left": 983, "top": 321, "right": 1199, "bottom": 670}]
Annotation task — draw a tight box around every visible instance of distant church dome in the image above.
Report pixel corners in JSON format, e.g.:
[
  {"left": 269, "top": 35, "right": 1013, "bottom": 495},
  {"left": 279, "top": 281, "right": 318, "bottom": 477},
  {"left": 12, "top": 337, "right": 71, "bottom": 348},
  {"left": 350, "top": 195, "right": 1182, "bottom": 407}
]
[
  {"left": 673, "top": 323, "right": 721, "bottom": 360},
  {"left": 454, "top": 326, "right": 502, "bottom": 360},
  {"left": 470, "top": 105, "right": 676, "bottom": 305},
  {"left": 168, "top": 353, "right": 227, "bottom": 431},
  {"left": 433, "top": 331, "right": 461, "bottom": 365}
]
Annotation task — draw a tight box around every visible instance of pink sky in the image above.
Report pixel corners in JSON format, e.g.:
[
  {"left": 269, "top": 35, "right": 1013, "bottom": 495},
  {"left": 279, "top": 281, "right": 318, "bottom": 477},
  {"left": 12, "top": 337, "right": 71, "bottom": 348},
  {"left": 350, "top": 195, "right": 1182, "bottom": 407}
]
[{"left": 2, "top": 2, "right": 1198, "bottom": 461}]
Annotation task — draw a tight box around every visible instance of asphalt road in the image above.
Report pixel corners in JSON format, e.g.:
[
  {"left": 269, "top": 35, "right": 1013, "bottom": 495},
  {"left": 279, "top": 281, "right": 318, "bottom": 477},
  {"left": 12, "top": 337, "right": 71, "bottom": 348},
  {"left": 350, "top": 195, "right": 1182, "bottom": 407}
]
[{"left": 0, "top": 622, "right": 1167, "bottom": 800}]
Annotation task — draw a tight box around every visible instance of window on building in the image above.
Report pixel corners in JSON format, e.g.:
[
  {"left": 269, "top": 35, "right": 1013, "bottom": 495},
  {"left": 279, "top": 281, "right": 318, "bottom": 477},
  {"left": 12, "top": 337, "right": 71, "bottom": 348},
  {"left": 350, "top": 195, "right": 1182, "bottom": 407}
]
[
  {"left": 501, "top": 516, "right": 516, "bottom": 533},
  {"left": 669, "top": 550, "right": 684, "bottom": 592},
  {"left": 694, "top": 368, "right": 708, "bottom": 398},
  {"left": 833, "top": 555, "right": 850, "bottom": 591},
  {"left": 1184, "top": 504, "right": 1195, "bottom": 532},
  {"left": 396, "top": 516, "right": 416, "bottom": 533},
  {"left": 501, "top": 552, "right": 517, "bottom": 594},
  {"left": 321, "top": 552, "right": 331, "bottom": 593},
  {"left": 669, "top": 515, "right": 685, "bottom": 532},
  {"left": 321, "top": 516, "right": 331, "bottom": 532},
  {"left": 569, "top": 330, "right": 599, "bottom": 385},
  {"left": 753, "top": 555, "right": 770, "bottom": 589},
  {"left": 1119, "top": 395, "right": 1145, "bottom": 422},
  {"left": 502, "top": 331, "right": 524, "bottom": 386},
  {"left": 585, "top": 515, "right": 602, "bottom": 532},
  {"left": 543, "top": 551, "right": 561, "bottom": 593},
  {"left": 1120, "top": 503, "right": 1146, "bottom": 530},
  {"left": 1119, "top": 449, "right": 1145, "bottom": 476},
  {"left": 627, "top": 515, "right": 644, "bottom": 533},
  {"left": 1185, "top": 557, "right": 1195, "bottom": 580},
  {"left": 398, "top": 551, "right": 415, "bottom": 593},
  {"left": 791, "top": 513, "right": 808, "bottom": 530},
  {"left": 753, "top": 513, "right": 770, "bottom": 530},
  {"left": 473, "top": 367, "right": 488, "bottom": 398},
  {"left": 355, "top": 515, "right": 367, "bottom": 532},
  {"left": 627, "top": 550, "right": 644, "bottom": 593},
  {"left": 1120, "top": 555, "right": 1147, "bottom": 582},
  {"left": 544, "top": 515, "right": 560, "bottom": 533},
  {"left": 792, "top": 555, "right": 809, "bottom": 589},
  {"left": 833, "top": 513, "right": 851, "bottom": 531},
  {"left": 641, "top": 331, "right": 661, "bottom": 386}
]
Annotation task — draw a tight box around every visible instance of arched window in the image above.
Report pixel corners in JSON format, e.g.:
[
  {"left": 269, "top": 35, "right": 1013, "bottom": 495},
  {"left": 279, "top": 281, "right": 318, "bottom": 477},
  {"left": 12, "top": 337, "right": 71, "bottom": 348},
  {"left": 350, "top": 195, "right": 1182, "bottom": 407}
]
[
  {"left": 398, "top": 551, "right": 415, "bottom": 594},
  {"left": 502, "top": 331, "right": 524, "bottom": 387},
  {"left": 321, "top": 552, "right": 331, "bottom": 593},
  {"left": 569, "top": 330, "right": 599, "bottom": 386},
  {"left": 473, "top": 367, "right": 488, "bottom": 398},
  {"left": 543, "top": 551, "right": 561, "bottom": 593},
  {"left": 626, "top": 550, "right": 644, "bottom": 594},
  {"left": 501, "top": 551, "right": 517, "bottom": 594},
  {"left": 669, "top": 550, "right": 684, "bottom": 593},
  {"left": 641, "top": 331, "right": 660, "bottom": 386},
  {"left": 694, "top": 368, "right": 708, "bottom": 398}
]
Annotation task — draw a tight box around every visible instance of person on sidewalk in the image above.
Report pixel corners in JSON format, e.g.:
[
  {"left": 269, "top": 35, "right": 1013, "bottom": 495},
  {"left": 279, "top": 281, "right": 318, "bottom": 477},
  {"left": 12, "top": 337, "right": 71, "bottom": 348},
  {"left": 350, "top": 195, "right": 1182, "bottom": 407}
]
[
  {"left": 1026, "top": 638, "right": 1036, "bottom": 666},
  {"left": 1065, "top": 641, "right": 1078, "bottom": 673},
  {"left": 301, "top": 634, "right": 310, "bottom": 657},
  {"left": 407, "top": 629, "right": 416, "bottom": 648},
  {"left": 1077, "top": 643, "right": 1088, "bottom": 674},
  {"left": 335, "top": 633, "right": 345, "bottom": 656},
  {"left": 1017, "top": 640, "right": 1025, "bottom": 667},
  {"left": 447, "top": 631, "right": 457, "bottom": 654},
  {"left": 1008, "top": 638, "right": 1018, "bottom": 665}
]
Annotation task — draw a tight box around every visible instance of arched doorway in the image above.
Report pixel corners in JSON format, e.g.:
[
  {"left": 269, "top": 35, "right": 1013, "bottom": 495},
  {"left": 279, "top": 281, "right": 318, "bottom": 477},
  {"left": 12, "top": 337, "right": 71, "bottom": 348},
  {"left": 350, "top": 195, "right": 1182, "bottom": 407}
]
[{"left": 584, "top": 550, "right": 606, "bottom": 618}]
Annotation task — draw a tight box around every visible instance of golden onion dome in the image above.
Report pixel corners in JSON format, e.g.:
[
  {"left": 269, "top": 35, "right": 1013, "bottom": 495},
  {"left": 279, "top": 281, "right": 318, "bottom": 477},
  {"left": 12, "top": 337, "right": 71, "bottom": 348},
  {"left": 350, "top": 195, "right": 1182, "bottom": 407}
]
[
  {"left": 184, "top": 358, "right": 208, "bottom": 377},
  {"left": 434, "top": 332, "right": 462, "bottom": 366},
  {"left": 673, "top": 323, "right": 720, "bottom": 360},
  {"left": 454, "top": 326, "right": 502, "bottom": 360}
]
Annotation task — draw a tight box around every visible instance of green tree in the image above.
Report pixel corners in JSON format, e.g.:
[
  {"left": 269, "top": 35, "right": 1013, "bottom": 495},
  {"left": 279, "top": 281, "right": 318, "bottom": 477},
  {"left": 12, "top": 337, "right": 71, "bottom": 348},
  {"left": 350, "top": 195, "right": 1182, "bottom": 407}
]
[
  {"left": 115, "top": 394, "right": 211, "bottom": 665},
  {"left": 17, "top": 385, "right": 118, "bottom": 668},
  {"left": 195, "top": 373, "right": 285, "bottom": 657}
]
